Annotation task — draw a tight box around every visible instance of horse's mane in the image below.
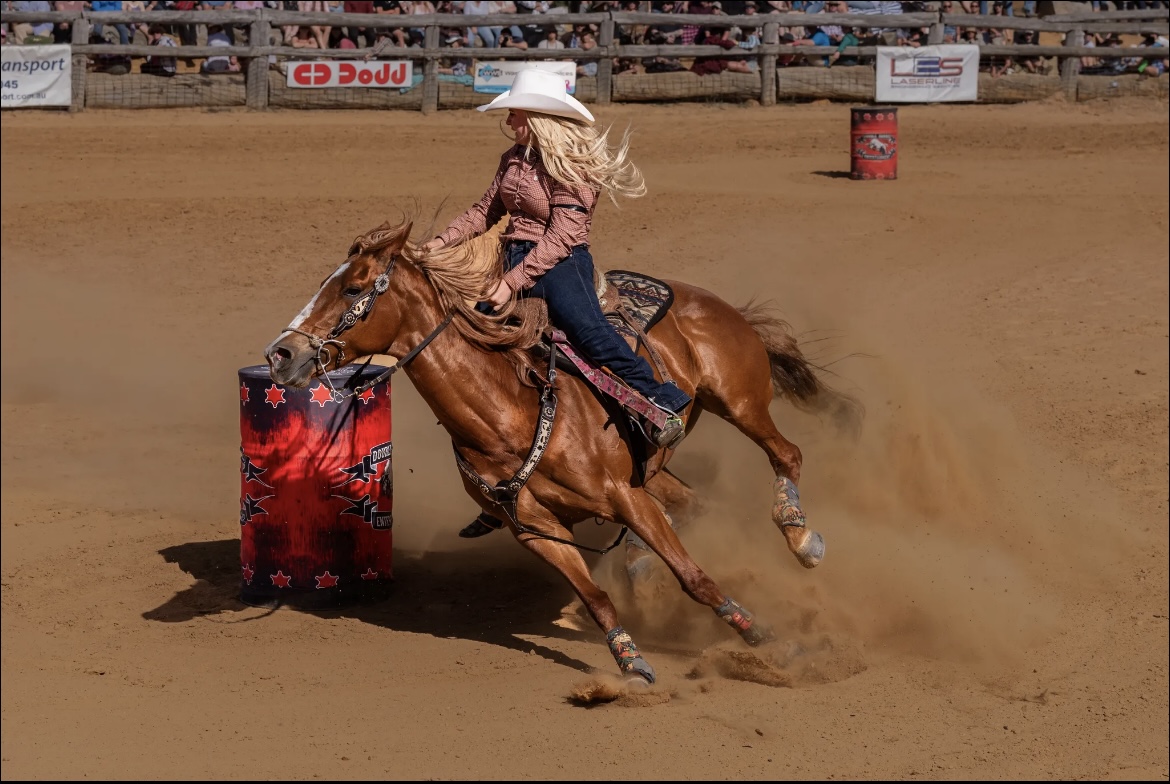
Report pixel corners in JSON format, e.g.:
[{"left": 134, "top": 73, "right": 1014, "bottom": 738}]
[{"left": 351, "top": 219, "right": 549, "bottom": 384}]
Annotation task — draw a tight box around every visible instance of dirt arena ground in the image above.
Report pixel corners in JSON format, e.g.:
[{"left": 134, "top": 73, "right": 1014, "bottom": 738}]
[{"left": 2, "top": 98, "right": 1167, "bottom": 780}]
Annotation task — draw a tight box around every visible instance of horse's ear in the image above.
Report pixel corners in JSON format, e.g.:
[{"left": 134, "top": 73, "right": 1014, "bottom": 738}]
[{"left": 396, "top": 221, "right": 414, "bottom": 250}]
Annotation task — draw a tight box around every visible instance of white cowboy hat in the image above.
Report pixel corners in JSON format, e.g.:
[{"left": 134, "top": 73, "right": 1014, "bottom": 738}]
[{"left": 476, "top": 68, "right": 595, "bottom": 125}]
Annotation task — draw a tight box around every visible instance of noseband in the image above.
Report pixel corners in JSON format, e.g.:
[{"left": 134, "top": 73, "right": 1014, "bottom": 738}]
[{"left": 280, "top": 250, "right": 453, "bottom": 401}]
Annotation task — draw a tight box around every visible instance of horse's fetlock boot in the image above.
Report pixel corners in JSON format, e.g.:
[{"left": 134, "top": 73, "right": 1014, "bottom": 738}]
[
  {"left": 607, "top": 626, "right": 655, "bottom": 682},
  {"left": 771, "top": 475, "right": 806, "bottom": 529},
  {"left": 716, "top": 597, "right": 772, "bottom": 646}
]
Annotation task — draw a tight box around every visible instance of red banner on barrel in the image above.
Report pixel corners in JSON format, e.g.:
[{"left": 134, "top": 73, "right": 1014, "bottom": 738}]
[{"left": 238, "top": 364, "right": 393, "bottom": 606}]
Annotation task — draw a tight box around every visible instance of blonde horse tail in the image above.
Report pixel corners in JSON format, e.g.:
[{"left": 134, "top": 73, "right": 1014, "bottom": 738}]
[{"left": 738, "top": 301, "right": 864, "bottom": 438}]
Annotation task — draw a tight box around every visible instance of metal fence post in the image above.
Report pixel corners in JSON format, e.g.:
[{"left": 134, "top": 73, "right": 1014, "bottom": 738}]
[
  {"left": 70, "top": 16, "right": 89, "bottom": 112},
  {"left": 246, "top": 9, "right": 270, "bottom": 110},
  {"left": 761, "top": 21, "right": 778, "bottom": 106},
  {"left": 1060, "top": 25, "right": 1082, "bottom": 101},
  {"left": 597, "top": 16, "right": 614, "bottom": 105},
  {"left": 422, "top": 24, "right": 439, "bottom": 114}
]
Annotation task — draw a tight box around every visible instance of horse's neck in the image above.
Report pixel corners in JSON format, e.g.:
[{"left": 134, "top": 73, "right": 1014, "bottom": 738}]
[{"left": 389, "top": 265, "right": 529, "bottom": 452}]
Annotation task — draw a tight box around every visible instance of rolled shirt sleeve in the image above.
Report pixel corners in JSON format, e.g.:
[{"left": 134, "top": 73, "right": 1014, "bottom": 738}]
[{"left": 502, "top": 180, "right": 597, "bottom": 292}]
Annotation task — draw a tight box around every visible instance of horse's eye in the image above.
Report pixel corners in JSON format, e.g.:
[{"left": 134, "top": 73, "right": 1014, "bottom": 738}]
[{"left": 342, "top": 286, "right": 363, "bottom": 298}]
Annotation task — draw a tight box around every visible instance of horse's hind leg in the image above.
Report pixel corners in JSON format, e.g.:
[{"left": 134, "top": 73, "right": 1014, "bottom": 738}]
[
  {"left": 698, "top": 348, "right": 825, "bottom": 569},
  {"left": 614, "top": 488, "right": 775, "bottom": 648}
]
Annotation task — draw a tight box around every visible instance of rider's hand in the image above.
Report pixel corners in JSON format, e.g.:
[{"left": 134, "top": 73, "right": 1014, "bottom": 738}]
[
  {"left": 486, "top": 280, "right": 512, "bottom": 309},
  {"left": 421, "top": 238, "right": 444, "bottom": 253}
]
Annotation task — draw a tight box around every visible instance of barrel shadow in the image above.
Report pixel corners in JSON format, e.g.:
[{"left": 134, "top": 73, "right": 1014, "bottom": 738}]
[
  {"left": 143, "top": 539, "right": 595, "bottom": 673},
  {"left": 812, "top": 170, "right": 853, "bottom": 179}
]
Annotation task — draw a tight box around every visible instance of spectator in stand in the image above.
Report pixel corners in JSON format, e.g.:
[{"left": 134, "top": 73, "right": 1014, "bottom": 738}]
[
  {"left": 53, "top": 0, "right": 85, "bottom": 44},
  {"left": 536, "top": 28, "right": 564, "bottom": 49},
  {"left": 575, "top": 29, "right": 598, "bottom": 76},
  {"left": 141, "top": 23, "right": 178, "bottom": 75},
  {"left": 203, "top": 22, "right": 242, "bottom": 71},
  {"left": 405, "top": 1, "right": 436, "bottom": 47},
  {"left": 437, "top": 32, "right": 472, "bottom": 74},
  {"left": 828, "top": 25, "right": 860, "bottom": 65},
  {"left": 297, "top": 0, "right": 331, "bottom": 49},
  {"left": 516, "top": 1, "right": 553, "bottom": 47},
  {"left": 123, "top": 0, "right": 153, "bottom": 45},
  {"left": 684, "top": 0, "right": 722, "bottom": 46},
  {"left": 91, "top": 0, "right": 133, "bottom": 46},
  {"left": 10, "top": 0, "right": 54, "bottom": 44},
  {"left": 373, "top": 0, "right": 407, "bottom": 49},
  {"left": 647, "top": 1, "right": 686, "bottom": 46},
  {"left": 692, "top": 27, "right": 754, "bottom": 74},
  {"left": 463, "top": 0, "right": 499, "bottom": 48},
  {"left": 896, "top": 25, "right": 927, "bottom": 48},
  {"left": 498, "top": 27, "right": 528, "bottom": 50},
  {"left": 1014, "top": 29, "right": 1042, "bottom": 73},
  {"left": 88, "top": 30, "right": 132, "bottom": 73},
  {"left": 342, "top": 0, "right": 374, "bottom": 47},
  {"left": 169, "top": 0, "right": 198, "bottom": 47},
  {"left": 289, "top": 24, "right": 321, "bottom": 51},
  {"left": 1138, "top": 32, "right": 1168, "bottom": 77}
]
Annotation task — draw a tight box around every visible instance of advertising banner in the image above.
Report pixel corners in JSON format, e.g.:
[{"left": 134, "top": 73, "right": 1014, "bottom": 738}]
[
  {"left": 287, "top": 60, "right": 413, "bottom": 88},
  {"left": 473, "top": 60, "right": 576, "bottom": 94},
  {"left": 875, "top": 45, "right": 979, "bottom": 103},
  {"left": 1, "top": 45, "right": 72, "bottom": 108}
]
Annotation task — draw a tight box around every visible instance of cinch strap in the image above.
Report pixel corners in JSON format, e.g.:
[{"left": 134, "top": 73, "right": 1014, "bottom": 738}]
[{"left": 451, "top": 348, "right": 627, "bottom": 557}]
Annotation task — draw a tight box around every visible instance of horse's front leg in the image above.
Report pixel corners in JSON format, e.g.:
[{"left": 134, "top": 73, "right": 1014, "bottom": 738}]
[
  {"left": 510, "top": 499, "right": 658, "bottom": 685},
  {"left": 613, "top": 488, "right": 776, "bottom": 647}
]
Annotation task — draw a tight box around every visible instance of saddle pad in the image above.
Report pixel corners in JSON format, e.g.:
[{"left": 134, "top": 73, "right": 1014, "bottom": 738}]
[{"left": 602, "top": 269, "right": 674, "bottom": 334}]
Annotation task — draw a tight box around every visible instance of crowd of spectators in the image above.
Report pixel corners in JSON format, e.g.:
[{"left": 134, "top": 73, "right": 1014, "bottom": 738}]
[{"left": 1, "top": 1, "right": 1166, "bottom": 80}]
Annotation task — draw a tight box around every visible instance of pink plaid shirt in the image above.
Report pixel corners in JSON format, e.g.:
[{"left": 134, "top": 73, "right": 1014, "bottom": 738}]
[{"left": 437, "top": 145, "right": 597, "bottom": 292}]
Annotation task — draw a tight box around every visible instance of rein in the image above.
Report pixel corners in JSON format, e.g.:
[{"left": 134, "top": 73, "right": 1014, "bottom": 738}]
[{"left": 279, "top": 251, "right": 454, "bottom": 402}]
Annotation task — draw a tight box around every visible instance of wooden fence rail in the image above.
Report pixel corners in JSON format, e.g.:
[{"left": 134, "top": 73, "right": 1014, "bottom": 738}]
[{"left": 2, "top": 7, "right": 1166, "bottom": 111}]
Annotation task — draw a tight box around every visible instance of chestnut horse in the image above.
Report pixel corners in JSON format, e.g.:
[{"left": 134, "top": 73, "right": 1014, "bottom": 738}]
[{"left": 265, "top": 220, "right": 859, "bottom": 684}]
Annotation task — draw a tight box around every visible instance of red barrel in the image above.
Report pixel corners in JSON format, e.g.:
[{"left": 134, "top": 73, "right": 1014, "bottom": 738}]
[
  {"left": 238, "top": 364, "right": 393, "bottom": 607},
  {"left": 850, "top": 107, "right": 898, "bottom": 180}
]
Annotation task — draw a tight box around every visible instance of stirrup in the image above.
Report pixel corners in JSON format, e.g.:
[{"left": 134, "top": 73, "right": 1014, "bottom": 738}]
[
  {"left": 458, "top": 512, "right": 504, "bottom": 539},
  {"left": 651, "top": 415, "right": 686, "bottom": 450}
]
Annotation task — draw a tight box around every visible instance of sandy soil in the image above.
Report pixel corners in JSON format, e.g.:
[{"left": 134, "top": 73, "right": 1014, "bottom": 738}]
[{"left": 2, "top": 98, "right": 1167, "bottom": 780}]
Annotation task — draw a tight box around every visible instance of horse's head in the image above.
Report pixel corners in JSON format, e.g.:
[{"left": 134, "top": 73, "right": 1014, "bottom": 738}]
[{"left": 265, "top": 221, "right": 413, "bottom": 387}]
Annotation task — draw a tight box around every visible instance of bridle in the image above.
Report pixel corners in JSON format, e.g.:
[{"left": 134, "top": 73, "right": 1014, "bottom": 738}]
[{"left": 278, "top": 249, "right": 453, "bottom": 401}]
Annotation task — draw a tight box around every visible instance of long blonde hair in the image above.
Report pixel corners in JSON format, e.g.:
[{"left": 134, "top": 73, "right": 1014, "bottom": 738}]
[{"left": 523, "top": 112, "right": 647, "bottom": 206}]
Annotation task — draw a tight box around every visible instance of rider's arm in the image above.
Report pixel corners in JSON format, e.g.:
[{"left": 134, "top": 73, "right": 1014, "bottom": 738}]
[
  {"left": 502, "top": 179, "right": 597, "bottom": 292},
  {"left": 437, "top": 148, "right": 512, "bottom": 247}
]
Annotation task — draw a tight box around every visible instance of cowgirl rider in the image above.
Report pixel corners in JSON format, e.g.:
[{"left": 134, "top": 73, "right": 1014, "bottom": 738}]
[{"left": 421, "top": 69, "right": 691, "bottom": 538}]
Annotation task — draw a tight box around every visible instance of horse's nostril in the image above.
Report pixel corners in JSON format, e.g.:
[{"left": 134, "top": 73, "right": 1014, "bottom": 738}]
[{"left": 271, "top": 346, "right": 293, "bottom": 365}]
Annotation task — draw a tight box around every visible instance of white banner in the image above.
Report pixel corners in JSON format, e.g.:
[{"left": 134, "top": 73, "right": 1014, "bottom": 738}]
[
  {"left": 473, "top": 60, "right": 576, "bottom": 94},
  {"left": 286, "top": 60, "right": 412, "bottom": 89},
  {"left": 875, "top": 45, "right": 979, "bottom": 103},
  {"left": 1, "top": 45, "right": 72, "bottom": 108}
]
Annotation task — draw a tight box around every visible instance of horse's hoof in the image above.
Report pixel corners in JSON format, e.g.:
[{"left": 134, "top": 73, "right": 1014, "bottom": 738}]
[
  {"left": 624, "top": 657, "right": 657, "bottom": 685},
  {"left": 741, "top": 621, "right": 777, "bottom": 647},
  {"left": 794, "top": 530, "right": 825, "bottom": 569}
]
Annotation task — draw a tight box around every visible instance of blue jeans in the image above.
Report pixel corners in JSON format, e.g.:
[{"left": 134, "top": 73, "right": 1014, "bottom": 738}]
[
  {"left": 506, "top": 241, "right": 691, "bottom": 413},
  {"left": 93, "top": 22, "right": 131, "bottom": 45},
  {"left": 467, "top": 25, "right": 498, "bottom": 47}
]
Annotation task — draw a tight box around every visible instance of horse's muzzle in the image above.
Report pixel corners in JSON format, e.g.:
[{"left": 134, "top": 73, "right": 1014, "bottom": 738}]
[{"left": 264, "top": 333, "right": 317, "bottom": 388}]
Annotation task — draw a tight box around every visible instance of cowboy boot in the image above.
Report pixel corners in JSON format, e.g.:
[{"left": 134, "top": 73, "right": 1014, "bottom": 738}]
[{"left": 458, "top": 512, "right": 505, "bottom": 538}]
